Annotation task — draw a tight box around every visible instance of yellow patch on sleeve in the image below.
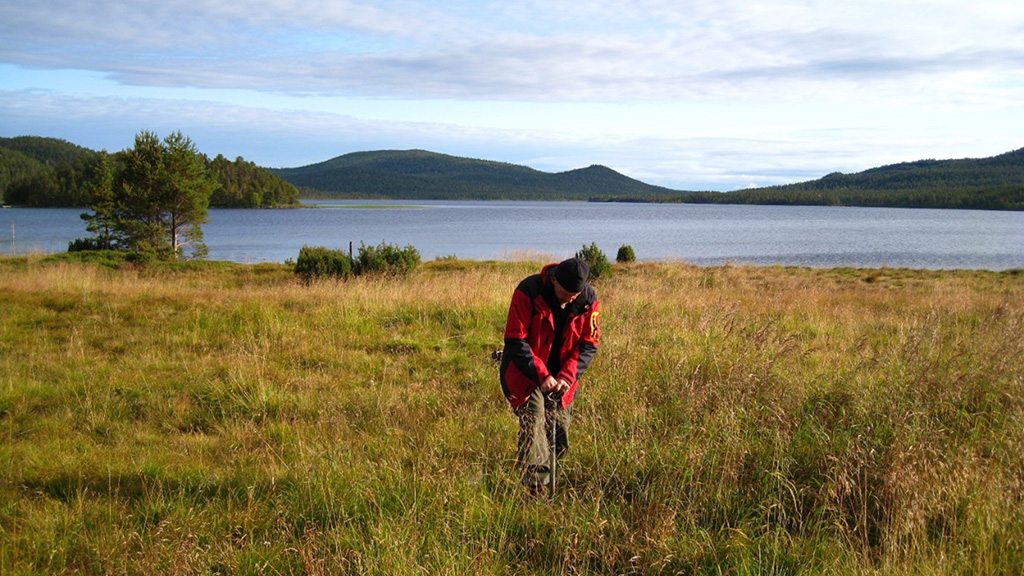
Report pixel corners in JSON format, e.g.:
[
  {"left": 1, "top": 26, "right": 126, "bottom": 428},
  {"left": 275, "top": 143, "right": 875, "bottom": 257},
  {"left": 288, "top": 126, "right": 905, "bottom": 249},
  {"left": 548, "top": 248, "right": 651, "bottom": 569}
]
[{"left": 590, "top": 311, "right": 601, "bottom": 342}]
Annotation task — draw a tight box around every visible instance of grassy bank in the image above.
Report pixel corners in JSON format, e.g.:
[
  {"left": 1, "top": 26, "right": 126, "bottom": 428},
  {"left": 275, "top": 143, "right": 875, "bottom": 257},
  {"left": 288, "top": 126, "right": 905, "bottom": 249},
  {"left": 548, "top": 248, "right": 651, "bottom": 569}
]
[{"left": 1, "top": 257, "right": 1022, "bottom": 575}]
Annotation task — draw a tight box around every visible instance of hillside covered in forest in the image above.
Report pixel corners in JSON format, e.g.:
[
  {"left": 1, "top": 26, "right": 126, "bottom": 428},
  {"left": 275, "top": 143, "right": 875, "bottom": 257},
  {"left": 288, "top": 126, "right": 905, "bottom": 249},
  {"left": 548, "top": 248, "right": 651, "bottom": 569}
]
[
  {"left": 667, "top": 148, "right": 1023, "bottom": 210},
  {"left": 271, "top": 149, "right": 681, "bottom": 200},
  {"left": 275, "top": 147, "right": 1023, "bottom": 209},
  {"left": 3, "top": 135, "right": 1021, "bottom": 210},
  {"left": 0, "top": 136, "right": 298, "bottom": 208}
]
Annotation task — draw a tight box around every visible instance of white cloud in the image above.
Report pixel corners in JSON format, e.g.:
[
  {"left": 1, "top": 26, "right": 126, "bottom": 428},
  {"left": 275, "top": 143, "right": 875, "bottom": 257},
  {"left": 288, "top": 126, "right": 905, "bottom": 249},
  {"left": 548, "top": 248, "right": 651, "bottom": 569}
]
[
  {"left": 4, "top": 0, "right": 1022, "bottom": 101},
  {"left": 4, "top": 87, "right": 1016, "bottom": 192},
  {"left": 1, "top": 0, "right": 1022, "bottom": 189}
]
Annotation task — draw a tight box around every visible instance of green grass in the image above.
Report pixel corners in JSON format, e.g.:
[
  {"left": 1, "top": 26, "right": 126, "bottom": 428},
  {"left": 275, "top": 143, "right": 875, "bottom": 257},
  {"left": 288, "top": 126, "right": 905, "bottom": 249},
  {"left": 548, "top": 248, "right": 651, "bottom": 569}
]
[{"left": 1, "top": 257, "right": 1022, "bottom": 574}]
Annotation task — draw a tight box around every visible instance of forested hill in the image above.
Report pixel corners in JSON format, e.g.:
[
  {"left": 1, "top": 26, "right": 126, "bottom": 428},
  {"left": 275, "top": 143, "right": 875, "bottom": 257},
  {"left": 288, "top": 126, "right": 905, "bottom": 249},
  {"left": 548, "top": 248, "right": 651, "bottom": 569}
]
[
  {"left": 5, "top": 136, "right": 1022, "bottom": 209},
  {"left": 271, "top": 149, "right": 682, "bottom": 200},
  {"left": 671, "top": 148, "right": 1024, "bottom": 210},
  {"left": 0, "top": 136, "right": 100, "bottom": 206},
  {"left": 273, "top": 147, "right": 1023, "bottom": 209},
  {"left": 1, "top": 136, "right": 299, "bottom": 208}
]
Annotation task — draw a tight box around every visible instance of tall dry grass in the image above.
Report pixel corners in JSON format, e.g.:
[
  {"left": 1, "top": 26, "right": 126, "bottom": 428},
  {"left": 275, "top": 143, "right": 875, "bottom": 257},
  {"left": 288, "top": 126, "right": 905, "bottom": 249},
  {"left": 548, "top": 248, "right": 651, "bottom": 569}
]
[{"left": 1, "top": 256, "right": 1021, "bottom": 574}]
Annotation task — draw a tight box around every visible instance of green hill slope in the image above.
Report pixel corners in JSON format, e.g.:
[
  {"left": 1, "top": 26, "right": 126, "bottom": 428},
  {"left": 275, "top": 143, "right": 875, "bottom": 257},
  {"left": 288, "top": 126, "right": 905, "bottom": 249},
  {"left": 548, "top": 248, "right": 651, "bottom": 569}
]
[
  {"left": 4, "top": 135, "right": 1022, "bottom": 209},
  {"left": 271, "top": 149, "right": 682, "bottom": 200},
  {"left": 0, "top": 136, "right": 298, "bottom": 208},
  {"left": 0, "top": 135, "right": 98, "bottom": 167},
  {"left": 677, "top": 148, "right": 1024, "bottom": 210},
  {"left": 0, "top": 136, "right": 100, "bottom": 206}
]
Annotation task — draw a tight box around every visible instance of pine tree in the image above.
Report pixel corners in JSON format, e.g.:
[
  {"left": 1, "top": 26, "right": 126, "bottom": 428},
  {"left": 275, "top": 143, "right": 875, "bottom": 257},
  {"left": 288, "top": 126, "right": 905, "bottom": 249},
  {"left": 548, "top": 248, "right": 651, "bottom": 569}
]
[
  {"left": 76, "top": 131, "right": 216, "bottom": 260},
  {"left": 79, "top": 153, "right": 118, "bottom": 250}
]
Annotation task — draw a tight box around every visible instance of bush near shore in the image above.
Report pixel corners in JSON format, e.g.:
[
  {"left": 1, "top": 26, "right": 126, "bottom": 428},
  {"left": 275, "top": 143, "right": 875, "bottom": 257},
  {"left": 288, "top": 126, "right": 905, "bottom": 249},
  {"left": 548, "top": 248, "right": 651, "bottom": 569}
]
[
  {"left": 295, "top": 242, "right": 422, "bottom": 282},
  {"left": 1, "top": 256, "right": 1022, "bottom": 575}
]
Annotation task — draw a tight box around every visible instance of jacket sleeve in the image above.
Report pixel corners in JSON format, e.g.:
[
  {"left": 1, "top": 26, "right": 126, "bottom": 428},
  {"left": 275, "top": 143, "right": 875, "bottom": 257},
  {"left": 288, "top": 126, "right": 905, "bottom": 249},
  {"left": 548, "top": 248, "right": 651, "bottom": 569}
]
[
  {"left": 558, "top": 298, "right": 601, "bottom": 384},
  {"left": 502, "top": 287, "right": 548, "bottom": 383}
]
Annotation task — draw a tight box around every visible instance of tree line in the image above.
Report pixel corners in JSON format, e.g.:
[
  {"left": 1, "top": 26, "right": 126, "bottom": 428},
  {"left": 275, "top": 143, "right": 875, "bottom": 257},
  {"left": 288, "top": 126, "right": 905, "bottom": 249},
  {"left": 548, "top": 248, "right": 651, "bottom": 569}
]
[
  {"left": 0, "top": 135, "right": 299, "bottom": 208},
  {"left": 600, "top": 148, "right": 1024, "bottom": 210},
  {"left": 6, "top": 135, "right": 1020, "bottom": 210},
  {"left": 271, "top": 149, "right": 680, "bottom": 201},
  {"left": 7, "top": 130, "right": 303, "bottom": 261},
  {"left": 0, "top": 137, "right": 100, "bottom": 206},
  {"left": 667, "top": 184, "right": 1024, "bottom": 211}
]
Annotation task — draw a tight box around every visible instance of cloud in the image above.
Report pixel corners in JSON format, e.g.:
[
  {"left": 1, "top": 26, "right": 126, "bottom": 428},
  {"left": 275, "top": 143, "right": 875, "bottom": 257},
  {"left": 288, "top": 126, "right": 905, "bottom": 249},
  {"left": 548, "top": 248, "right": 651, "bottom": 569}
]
[
  {"left": 2, "top": 0, "right": 1022, "bottom": 190},
  {"left": 3, "top": 0, "right": 1022, "bottom": 103},
  {"left": 0, "top": 0, "right": 416, "bottom": 48},
  {"left": 6, "top": 88, "right": 995, "bottom": 191}
]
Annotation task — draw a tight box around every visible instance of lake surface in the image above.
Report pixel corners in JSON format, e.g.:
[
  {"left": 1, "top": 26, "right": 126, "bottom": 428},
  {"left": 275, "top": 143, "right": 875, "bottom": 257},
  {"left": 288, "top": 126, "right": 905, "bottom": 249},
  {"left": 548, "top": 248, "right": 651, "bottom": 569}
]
[{"left": 1, "top": 201, "right": 1022, "bottom": 270}]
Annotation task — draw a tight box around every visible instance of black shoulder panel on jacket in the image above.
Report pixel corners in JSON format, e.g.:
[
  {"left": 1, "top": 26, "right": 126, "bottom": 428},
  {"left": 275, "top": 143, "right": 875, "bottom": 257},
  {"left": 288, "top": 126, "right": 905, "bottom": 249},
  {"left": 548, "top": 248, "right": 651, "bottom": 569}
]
[{"left": 516, "top": 273, "right": 544, "bottom": 300}]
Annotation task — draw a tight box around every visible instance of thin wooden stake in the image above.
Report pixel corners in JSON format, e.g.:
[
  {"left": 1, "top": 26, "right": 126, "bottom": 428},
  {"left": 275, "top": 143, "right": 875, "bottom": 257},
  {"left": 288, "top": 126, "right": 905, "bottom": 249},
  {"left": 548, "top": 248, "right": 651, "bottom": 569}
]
[{"left": 550, "top": 411, "right": 557, "bottom": 499}]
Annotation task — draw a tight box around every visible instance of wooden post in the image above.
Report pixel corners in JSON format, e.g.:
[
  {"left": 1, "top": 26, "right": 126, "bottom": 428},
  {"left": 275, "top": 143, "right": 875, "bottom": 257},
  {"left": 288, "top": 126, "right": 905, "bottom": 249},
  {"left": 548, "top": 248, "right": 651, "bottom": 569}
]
[{"left": 550, "top": 412, "right": 557, "bottom": 499}]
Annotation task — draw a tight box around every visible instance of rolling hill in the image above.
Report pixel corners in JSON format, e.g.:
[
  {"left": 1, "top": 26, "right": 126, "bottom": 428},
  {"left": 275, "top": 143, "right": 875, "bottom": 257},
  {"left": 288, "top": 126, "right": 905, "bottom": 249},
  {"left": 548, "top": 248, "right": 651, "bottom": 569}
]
[
  {"left": 3, "top": 135, "right": 1021, "bottom": 209},
  {"left": 270, "top": 149, "right": 683, "bottom": 200},
  {"left": 0, "top": 136, "right": 298, "bottom": 208},
  {"left": 0, "top": 136, "right": 101, "bottom": 206},
  {"left": 272, "top": 147, "right": 1023, "bottom": 209},
  {"left": 675, "top": 148, "right": 1024, "bottom": 210}
]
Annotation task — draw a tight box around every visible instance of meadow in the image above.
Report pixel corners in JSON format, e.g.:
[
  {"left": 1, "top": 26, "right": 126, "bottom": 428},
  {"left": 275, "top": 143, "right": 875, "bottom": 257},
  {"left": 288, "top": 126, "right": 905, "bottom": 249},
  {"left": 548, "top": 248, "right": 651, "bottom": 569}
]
[{"left": 0, "top": 255, "right": 1022, "bottom": 575}]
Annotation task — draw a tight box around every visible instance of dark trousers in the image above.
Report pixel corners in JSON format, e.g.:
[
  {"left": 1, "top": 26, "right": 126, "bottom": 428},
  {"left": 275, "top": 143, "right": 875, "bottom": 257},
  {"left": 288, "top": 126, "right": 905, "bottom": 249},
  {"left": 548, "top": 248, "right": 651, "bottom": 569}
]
[{"left": 515, "top": 387, "right": 572, "bottom": 487}]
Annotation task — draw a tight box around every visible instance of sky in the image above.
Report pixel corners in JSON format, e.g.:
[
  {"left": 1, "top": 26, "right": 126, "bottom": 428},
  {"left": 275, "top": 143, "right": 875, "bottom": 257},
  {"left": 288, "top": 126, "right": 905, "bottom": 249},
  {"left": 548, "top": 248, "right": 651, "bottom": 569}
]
[{"left": 1, "top": 0, "right": 1022, "bottom": 191}]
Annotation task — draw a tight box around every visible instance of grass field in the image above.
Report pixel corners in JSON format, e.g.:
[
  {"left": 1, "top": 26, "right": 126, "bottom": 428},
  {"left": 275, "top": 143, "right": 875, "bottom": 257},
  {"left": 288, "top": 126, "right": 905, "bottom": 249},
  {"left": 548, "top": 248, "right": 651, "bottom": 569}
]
[{"left": 1, "top": 255, "right": 1022, "bottom": 575}]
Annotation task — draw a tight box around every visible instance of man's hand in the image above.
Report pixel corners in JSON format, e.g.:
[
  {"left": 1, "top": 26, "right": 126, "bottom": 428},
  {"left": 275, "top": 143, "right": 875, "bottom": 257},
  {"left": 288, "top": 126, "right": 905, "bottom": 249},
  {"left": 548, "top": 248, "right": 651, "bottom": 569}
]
[{"left": 541, "top": 376, "right": 570, "bottom": 394}]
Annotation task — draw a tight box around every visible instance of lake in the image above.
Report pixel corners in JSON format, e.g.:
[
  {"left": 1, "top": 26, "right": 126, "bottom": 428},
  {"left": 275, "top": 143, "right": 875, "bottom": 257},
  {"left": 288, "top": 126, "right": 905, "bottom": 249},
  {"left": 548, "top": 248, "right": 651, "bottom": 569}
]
[{"left": 1, "top": 201, "right": 1022, "bottom": 270}]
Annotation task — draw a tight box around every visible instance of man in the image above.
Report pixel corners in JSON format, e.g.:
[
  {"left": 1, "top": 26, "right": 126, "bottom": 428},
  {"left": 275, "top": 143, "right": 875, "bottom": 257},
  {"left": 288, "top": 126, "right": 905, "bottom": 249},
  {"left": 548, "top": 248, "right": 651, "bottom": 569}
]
[{"left": 499, "top": 257, "right": 601, "bottom": 494}]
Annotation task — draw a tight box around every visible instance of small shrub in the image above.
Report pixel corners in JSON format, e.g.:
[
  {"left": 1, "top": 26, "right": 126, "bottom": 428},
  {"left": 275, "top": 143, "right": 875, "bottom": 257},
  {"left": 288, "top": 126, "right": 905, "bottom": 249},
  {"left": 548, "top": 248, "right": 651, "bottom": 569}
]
[
  {"left": 294, "top": 245, "right": 353, "bottom": 281},
  {"left": 354, "top": 241, "right": 421, "bottom": 276},
  {"left": 616, "top": 244, "right": 636, "bottom": 263},
  {"left": 576, "top": 242, "right": 612, "bottom": 280},
  {"left": 43, "top": 250, "right": 129, "bottom": 269},
  {"left": 68, "top": 238, "right": 106, "bottom": 252}
]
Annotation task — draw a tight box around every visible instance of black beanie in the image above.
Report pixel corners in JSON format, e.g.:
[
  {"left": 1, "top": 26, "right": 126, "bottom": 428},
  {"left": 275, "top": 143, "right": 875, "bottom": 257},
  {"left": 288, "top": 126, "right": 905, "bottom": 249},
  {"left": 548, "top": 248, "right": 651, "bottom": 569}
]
[{"left": 554, "top": 258, "right": 589, "bottom": 293}]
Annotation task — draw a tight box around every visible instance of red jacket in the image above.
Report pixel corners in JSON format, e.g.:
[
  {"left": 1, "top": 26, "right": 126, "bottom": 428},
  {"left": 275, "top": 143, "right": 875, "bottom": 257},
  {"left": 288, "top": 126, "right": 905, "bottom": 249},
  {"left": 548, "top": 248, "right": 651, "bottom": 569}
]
[{"left": 500, "top": 263, "right": 601, "bottom": 409}]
